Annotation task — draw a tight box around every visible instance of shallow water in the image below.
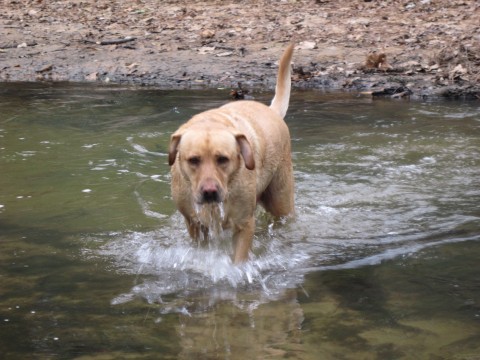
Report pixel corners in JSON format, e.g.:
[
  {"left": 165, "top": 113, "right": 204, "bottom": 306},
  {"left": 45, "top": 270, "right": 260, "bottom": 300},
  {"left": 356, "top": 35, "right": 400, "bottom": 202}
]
[{"left": 1, "top": 83, "right": 479, "bottom": 359}]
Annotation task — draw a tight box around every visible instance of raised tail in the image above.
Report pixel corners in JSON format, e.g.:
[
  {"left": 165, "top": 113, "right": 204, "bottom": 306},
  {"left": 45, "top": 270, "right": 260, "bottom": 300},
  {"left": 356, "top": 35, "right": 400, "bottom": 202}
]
[{"left": 269, "top": 43, "right": 294, "bottom": 118}]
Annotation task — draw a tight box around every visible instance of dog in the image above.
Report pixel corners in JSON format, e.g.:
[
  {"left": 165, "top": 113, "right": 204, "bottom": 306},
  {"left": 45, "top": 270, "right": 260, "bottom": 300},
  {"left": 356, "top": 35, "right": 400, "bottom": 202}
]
[{"left": 168, "top": 44, "right": 295, "bottom": 264}]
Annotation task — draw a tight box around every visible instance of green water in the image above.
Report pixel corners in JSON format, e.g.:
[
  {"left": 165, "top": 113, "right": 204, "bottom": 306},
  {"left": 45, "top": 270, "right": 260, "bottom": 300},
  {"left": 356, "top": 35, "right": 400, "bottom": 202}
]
[{"left": 0, "top": 83, "right": 479, "bottom": 359}]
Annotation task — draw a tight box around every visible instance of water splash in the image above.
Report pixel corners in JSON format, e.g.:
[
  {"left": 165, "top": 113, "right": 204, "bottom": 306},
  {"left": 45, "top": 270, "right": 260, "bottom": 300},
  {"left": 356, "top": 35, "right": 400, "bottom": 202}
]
[
  {"left": 193, "top": 201, "right": 226, "bottom": 248},
  {"left": 92, "top": 210, "right": 310, "bottom": 309}
]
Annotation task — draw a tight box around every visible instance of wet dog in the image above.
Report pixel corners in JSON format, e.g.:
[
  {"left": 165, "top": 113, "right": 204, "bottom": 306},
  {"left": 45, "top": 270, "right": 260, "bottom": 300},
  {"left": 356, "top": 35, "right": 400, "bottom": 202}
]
[{"left": 168, "top": 44, "right": 295, "bottom": 263}]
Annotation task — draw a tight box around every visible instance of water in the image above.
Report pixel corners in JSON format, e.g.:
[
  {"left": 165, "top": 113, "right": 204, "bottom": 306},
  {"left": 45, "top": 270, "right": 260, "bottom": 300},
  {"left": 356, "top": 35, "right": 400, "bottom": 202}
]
[{"left": 1, "top": 83, "right": 479, "bottom": 359}]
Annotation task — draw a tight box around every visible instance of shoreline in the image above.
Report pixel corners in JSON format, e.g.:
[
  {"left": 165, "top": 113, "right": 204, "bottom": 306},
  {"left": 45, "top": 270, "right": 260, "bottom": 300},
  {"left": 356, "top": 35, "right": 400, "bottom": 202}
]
[{"left": 1, "top": 0, "right": 479, "bottom": 100}]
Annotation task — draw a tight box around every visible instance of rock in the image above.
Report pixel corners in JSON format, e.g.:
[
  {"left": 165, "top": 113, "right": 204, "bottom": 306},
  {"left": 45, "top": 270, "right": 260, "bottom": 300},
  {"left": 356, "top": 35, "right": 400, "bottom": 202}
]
[
  {"left": 200, "top": 29, "right": 215, "bottom": 39},
  {"left": 296, "top": 41, "right": 317, "bottom": 50}
]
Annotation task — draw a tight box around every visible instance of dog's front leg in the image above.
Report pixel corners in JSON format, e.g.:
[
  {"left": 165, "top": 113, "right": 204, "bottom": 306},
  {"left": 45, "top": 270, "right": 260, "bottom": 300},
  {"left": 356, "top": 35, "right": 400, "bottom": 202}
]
[
  {"left": 232, "top": 217, "right": 255, "bottom": 264},
  {"left": 185, "top": 217, "right": 208, "bottom": 244}
]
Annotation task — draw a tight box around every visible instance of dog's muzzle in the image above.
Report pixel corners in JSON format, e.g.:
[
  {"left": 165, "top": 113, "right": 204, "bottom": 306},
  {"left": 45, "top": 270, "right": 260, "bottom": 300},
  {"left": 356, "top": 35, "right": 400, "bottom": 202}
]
[{"left": 199, "top": 180, "right": 222, "bottom": 204}]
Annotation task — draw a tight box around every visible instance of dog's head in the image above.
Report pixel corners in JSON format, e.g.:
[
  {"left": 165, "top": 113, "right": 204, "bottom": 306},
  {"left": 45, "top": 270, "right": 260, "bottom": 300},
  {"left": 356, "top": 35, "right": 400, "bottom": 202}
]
[{"left": 168, "top": 127, "right": 254, "bottom": 204}]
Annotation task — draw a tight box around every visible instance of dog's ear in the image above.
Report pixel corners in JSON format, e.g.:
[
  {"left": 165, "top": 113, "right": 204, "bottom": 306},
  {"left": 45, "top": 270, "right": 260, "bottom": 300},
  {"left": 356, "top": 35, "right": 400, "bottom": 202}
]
[
  {"left": 168, "top": 133, "right": 182, "bottom": 166},
  {"left": 236, "top": 134, "right": 255, "bottom": 170}
]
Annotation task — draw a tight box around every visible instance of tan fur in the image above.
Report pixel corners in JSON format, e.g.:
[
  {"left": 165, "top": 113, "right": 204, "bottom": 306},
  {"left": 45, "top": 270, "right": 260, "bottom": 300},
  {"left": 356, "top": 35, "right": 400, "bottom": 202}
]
[{"left": 169, "top": 44, "right": 295, "bottom": 263}]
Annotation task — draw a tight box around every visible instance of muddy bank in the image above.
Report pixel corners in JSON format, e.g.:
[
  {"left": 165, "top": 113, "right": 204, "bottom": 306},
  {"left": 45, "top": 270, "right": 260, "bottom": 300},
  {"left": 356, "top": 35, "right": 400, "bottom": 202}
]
[{"left": 1, "top": 0, "right": 479, "bottom": 99}]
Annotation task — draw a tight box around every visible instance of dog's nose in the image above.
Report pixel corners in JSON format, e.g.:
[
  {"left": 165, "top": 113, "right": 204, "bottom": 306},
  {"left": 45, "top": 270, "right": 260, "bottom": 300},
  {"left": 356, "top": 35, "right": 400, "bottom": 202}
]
[{"left": 201, "top": 181, "right": 220, "bottom": 203}]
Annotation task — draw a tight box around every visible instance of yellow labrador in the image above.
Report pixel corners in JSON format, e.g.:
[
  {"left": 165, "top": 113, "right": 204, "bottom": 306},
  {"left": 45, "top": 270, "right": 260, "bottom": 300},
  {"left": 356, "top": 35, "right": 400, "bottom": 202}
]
[{"left": 168, "top": 44, "right": 294, "bottom": 263}]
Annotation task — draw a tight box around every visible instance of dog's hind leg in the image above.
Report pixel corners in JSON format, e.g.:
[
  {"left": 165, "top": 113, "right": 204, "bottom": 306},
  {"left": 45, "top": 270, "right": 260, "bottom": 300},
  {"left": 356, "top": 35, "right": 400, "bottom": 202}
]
[{"left": 259, "top": 164, "right": 295, "bottom": 217}]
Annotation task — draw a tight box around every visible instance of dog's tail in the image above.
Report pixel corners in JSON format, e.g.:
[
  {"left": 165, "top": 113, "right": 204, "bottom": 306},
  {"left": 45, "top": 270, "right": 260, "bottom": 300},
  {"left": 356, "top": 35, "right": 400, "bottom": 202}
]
[{"left": 270, "top": 43, "right": 294, "bottom": 119}]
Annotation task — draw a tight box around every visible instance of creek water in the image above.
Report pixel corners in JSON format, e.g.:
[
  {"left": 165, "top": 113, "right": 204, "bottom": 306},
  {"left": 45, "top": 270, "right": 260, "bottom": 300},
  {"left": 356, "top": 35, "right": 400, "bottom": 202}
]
[{"left": 1, "top": 83, "right": 479, "bottom": 359}]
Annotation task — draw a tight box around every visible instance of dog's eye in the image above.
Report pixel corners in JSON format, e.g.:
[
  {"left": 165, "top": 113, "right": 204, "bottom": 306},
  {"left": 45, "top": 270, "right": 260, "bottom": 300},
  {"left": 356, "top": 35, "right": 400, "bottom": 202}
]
[
  {"left": 187, "top": 156, "right": 201, "bottom": 166},
  {"left": 216, "top": 155, "right": 229, "bottom": 165}
]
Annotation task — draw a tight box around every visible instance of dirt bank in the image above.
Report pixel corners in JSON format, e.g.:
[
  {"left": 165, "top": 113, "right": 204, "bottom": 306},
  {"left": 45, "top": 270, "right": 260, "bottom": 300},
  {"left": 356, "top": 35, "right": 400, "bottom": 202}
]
[{"left": 1, "top": 0, "right": 479, "bottom": 99}]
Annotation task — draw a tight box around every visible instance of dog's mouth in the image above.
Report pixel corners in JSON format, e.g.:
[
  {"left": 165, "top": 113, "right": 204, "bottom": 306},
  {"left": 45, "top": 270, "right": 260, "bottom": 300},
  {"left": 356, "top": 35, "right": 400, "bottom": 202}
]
[{"left": 193, "top": 199, "right": 226, "bottom": 239}]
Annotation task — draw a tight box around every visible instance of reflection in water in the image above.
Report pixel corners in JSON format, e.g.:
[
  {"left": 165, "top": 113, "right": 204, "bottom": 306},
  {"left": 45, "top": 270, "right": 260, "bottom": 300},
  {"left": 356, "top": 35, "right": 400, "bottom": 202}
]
[{"left": 1, "top": 84, "right": 479, "bottom": 359}]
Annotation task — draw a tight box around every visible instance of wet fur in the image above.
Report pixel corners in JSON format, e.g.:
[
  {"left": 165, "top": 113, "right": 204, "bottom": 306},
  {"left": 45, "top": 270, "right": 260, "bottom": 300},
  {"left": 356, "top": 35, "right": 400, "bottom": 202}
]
[{"left": 168, "top": 44, "right": 295, "bottom": 263}]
